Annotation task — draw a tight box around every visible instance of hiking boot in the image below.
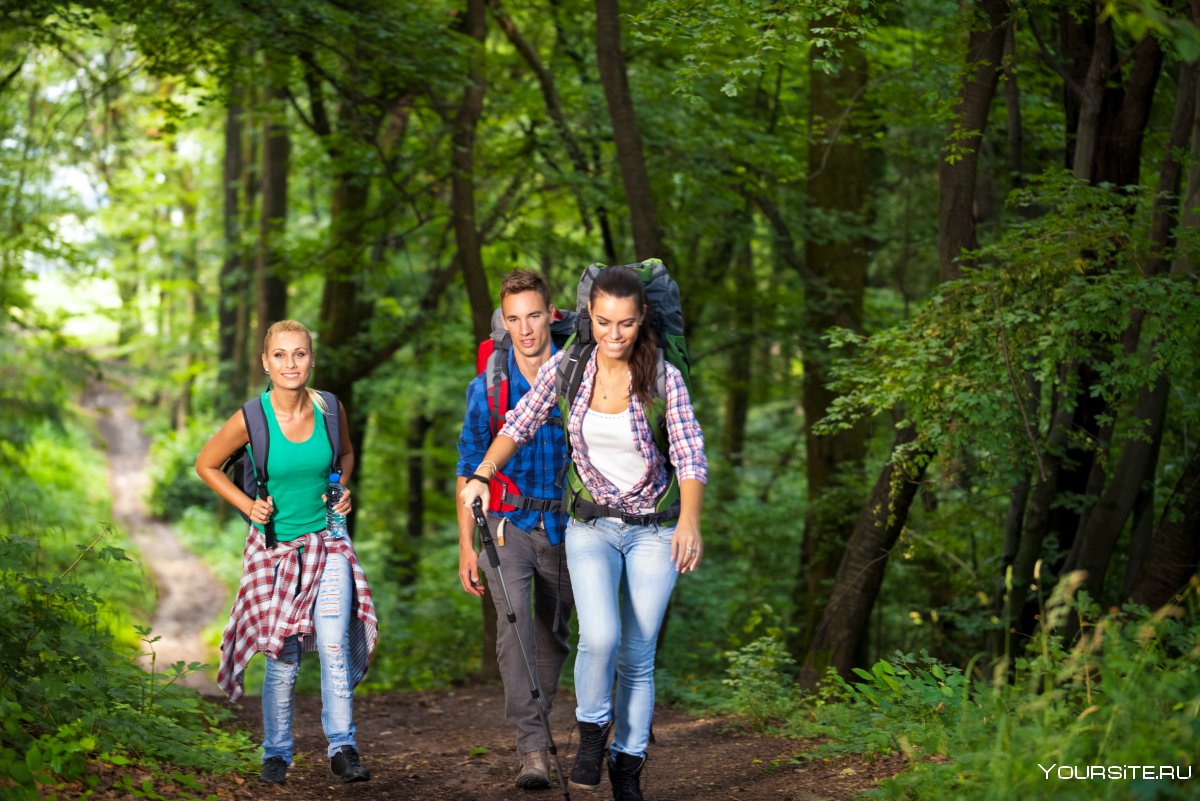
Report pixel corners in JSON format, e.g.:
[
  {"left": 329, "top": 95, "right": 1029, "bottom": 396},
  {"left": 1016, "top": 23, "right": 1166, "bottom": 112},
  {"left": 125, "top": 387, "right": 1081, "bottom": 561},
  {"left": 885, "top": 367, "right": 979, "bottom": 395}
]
[
  {"left": 329, "top": 745, "right": 371, "bottom": 782},
  {"left": 516, "top": 749, "right": 551, "bottom": 790},
  {"left": 258, "top": 756, "right": 287, "bottom": 784},
  {"left": 568, "top": 720, "right": 611, "bottom": 790},
  {"left": 607, "top": 752, "right": 646, "bottom": 801}
]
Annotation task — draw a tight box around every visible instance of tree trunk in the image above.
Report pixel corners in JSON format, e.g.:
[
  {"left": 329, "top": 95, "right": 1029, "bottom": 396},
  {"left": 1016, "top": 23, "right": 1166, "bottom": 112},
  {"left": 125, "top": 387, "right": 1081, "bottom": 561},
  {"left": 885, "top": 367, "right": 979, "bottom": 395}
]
[
  {"left": 793, "top": 27, "right": 869, "bottom": 653},
  {"left": 800, "top": 425, "right": 927, "bottom": 685},
  {"left": 239, "top": 94, "right": 261, "bottom": 395},
  {"left": 449, "top": 0, "right": 500, "bottom": 680},
  {"left": 1175, "top": 76, "right": 1200, "bottom": 275},
  {"left": 1128, "top": 444, "right": 1200, "bottom": 610},
  {"left": 937, "top": 0, "right": 1008, "bottom": 280},
  {"left": 594, "top": 0, "right": 665, "bottom": 260},
  {"left": 1063, "top": 56, "right": 1196, "bottom": 605},
  {"left": 257, "top": 84, "right": 290, "bottom": 347},
  {"left": 390, "top": 412, "right": 432, "bottom": 587},
  {"left": 219, "top": 87, "right": 249, "bottom": 401},
  {"left": 453, "top": 0, "right": 492, "bottom": 342},
  {"left": 721, "top": 237, "right": 754, "bottom": 479}
]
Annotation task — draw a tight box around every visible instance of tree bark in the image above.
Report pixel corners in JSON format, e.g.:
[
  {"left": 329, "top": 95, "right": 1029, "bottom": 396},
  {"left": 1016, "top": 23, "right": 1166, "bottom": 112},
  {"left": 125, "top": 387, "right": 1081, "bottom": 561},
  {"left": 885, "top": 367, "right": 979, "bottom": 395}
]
[
  {"left": 720, "top": 235, "right": 754, "bottom": 494},
  {"left": 239, "top": 92, "right": 261, "bottom": 395},
  {"left": 594, "top": 0, "right": 665, "bottom": 260},
  {"left": 793, "top": 27, "right": 869, "bottom": 653},
  {"left": 256, "top": 84, "right": 290, "bottom": 347},
  {"left": 1063, "top": 56, "right": 1197, "bottom": 605},
  {"left": 937, "top": 0, "right": 1009, "bottom": 280},
  {"left": 800, "top": 425, "right": 927, "bottom": 685},
  {"left": 453, "top": 0, "right": 492, "bottom": 342},
  {"left": 448, "top": 0, "right": 500, "bottom": 680},
  {"left": 1128, "top": 444, "right": 1200, "bottom": 610},
  {"left": 219, "top": 85, "right": 249, "bottom": 401}
]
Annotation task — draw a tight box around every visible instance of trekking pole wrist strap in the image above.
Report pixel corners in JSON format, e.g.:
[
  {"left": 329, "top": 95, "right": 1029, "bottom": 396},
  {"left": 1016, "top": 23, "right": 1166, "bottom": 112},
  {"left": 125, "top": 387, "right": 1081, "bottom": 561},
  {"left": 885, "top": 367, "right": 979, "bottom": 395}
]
[{"left": 469, "top": 473, "right": 492, "bottom": 486}]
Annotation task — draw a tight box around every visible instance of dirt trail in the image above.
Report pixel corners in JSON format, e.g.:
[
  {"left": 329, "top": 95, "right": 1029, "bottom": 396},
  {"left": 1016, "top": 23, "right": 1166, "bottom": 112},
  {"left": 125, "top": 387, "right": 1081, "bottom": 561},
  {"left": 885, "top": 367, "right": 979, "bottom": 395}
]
[{"left": 85, "top": 381, "right": 225, "bottom": 694}]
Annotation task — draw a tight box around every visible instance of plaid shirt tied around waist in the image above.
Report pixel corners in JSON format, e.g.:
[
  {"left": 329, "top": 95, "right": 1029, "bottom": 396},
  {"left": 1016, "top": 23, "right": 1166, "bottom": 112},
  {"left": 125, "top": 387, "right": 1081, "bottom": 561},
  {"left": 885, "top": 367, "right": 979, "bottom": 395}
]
[{"left": 217, "top": 528, "right": 378, "bottom": 702}]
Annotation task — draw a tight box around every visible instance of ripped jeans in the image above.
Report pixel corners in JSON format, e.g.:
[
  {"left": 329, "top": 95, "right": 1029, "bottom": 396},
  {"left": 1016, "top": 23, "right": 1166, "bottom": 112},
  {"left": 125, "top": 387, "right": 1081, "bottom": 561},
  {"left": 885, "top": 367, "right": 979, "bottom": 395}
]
[{"left": 261, "top": 551, "right": 357, "bottom": 763}]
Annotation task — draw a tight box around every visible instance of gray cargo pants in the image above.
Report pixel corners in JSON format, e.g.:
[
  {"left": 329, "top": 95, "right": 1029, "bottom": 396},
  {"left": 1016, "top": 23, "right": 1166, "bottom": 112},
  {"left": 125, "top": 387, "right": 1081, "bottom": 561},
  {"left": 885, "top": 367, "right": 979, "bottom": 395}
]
[{"left": 478, "top": 515, "right": 574, "bottom": 754}]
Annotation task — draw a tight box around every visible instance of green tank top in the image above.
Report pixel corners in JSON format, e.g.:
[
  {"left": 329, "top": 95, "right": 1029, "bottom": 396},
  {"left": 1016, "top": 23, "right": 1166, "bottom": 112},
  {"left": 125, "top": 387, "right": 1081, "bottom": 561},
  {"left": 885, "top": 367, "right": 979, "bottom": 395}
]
[{"left": 252, "top": 391, "right": 332, "bottom": 541}]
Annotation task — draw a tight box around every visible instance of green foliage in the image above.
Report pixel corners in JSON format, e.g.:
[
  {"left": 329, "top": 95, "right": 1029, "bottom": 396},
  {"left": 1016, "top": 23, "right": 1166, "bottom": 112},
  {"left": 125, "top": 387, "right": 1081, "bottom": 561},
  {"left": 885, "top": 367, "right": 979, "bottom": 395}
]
[
  {"left": 0, "top": 529, "right": 255, "bottom": 798},
  {"left": 820, "top": 172, "right": 1200, "bottom": 476},
  {"left": 147, "top": 420, "right": 221, "bottom": 521},
  {"left": 723, "top": 636, "right": 800, "bottom": 728},
  {"left": 756, "top": 585, "right": 1200, "bottom": 800}
]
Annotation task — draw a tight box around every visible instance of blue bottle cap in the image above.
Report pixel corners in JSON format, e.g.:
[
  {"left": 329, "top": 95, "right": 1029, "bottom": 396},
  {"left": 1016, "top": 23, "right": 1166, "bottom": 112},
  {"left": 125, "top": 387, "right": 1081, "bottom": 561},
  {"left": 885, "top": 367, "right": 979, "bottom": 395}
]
[{"left": 329, "top": 472, "right": 341, "bottom": 482}]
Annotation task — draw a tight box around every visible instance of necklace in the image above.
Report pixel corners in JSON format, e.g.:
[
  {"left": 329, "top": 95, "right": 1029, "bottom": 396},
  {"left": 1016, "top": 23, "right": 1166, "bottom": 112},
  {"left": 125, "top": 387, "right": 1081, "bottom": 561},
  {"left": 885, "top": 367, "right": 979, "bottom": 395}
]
[{"left": 596, "top": 369, "right": 629, "bottom": 401}]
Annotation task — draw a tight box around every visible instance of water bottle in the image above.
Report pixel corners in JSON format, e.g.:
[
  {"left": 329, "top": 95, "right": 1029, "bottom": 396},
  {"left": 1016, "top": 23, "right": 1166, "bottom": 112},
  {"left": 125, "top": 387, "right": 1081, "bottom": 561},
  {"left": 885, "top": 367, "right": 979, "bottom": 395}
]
[{"left": 325, "top": 472, "right": 347, "bottom": 539}]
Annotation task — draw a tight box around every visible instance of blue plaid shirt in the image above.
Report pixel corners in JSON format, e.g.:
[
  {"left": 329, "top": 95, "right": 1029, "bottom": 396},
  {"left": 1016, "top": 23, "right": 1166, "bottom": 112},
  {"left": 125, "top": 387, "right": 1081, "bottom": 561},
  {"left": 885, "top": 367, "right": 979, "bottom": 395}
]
[{"left": 457, "top": 346, "right": 568, "bottom": 544}]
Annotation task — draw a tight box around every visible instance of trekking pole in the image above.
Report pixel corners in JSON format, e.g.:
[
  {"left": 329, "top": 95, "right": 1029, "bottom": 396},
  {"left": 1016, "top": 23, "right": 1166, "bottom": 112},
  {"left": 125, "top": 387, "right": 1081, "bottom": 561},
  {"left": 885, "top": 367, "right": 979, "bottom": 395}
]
[{"left": 472, "top": 499, "right": 570, "bottom": 801}]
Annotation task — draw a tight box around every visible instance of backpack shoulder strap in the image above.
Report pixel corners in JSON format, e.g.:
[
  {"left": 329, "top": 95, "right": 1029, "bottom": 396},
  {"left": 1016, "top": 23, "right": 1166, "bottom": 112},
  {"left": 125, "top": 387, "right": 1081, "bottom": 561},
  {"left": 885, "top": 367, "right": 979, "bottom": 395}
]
[
  {"left": 242, "top": 397, "right": 270, "bottom": 484},
  {"left": 555, "top": 340, "right": 594, "bottom": 416},
  {"left": 485, "top": 335, "right": 511, "bottom": 437},
  {"left": 242, "top": 397, "right": 276, "bottom": 548},
  {"left": 317, "top": 390, "right": 341, "bottom": 472},
  {"left": 648, "top": 350, "right": 670, "bottom": 458},
  {"left": 554, "top": 338, "right": 593, "bottom": 458}
]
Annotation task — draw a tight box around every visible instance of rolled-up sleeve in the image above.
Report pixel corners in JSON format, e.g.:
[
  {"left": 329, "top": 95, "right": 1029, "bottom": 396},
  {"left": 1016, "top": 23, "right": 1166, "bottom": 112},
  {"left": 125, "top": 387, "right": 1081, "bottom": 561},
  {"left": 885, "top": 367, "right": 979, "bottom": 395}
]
[
  {"left": 664, "top": 364, "right": 707, "bottom": 484},
  {"left": 498, "top": 351, "right": 564, "bottom": 447}
]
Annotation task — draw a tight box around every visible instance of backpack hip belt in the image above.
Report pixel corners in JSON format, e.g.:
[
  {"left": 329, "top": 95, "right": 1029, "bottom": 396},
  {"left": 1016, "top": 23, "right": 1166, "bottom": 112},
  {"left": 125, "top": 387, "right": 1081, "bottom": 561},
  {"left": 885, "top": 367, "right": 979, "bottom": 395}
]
[
  {"left": 569, "top": 497, "right": 680, "bottom": 526},
  {"left": 495, "top": 487, "right": 562, "bottom": 514}
]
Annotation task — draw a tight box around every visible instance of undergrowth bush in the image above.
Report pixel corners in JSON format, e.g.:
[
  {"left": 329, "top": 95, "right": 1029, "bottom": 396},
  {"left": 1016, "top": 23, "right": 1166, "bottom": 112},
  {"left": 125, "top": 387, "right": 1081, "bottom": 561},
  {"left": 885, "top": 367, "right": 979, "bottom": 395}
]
[
  {"left": 749, "top": 575, "right": 1200, "bottom": 800},
  {"left": 0, "top": 531, "right": 255, "bottom": 799}
]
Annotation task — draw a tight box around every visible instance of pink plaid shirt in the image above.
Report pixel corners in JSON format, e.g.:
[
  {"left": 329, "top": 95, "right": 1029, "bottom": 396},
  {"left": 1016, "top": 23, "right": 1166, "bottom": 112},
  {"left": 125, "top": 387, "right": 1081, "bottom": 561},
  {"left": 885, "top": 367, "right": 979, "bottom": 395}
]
[
  {"left": 217, "top": 528, "right": 378, "bottom": 702},
  {"left": 500, "top": 348, "right": 707, "bottom": 513}
]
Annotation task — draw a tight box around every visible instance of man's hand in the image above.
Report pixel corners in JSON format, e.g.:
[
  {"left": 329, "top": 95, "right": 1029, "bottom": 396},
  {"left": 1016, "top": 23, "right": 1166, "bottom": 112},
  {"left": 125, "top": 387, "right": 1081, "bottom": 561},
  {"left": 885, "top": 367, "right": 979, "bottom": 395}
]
[{"left": 459, "top": 545, "right": 485, "bottom": 596}]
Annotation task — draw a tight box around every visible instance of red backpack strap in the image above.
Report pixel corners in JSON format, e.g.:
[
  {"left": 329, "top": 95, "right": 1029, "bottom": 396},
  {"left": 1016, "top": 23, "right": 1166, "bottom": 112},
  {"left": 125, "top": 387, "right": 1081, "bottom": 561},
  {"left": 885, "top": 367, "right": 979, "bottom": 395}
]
[{"left": 483, "top": 334, "right": 511, "bottom": 437}]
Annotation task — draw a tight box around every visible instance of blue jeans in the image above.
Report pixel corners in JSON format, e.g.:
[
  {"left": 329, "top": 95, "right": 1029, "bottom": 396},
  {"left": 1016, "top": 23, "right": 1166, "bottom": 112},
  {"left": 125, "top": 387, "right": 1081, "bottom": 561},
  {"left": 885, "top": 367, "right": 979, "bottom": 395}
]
[
  {"left": 261, "top": 552, "right": 357, "bottom": 763},
  {"left": 565, "top": 517, "right": 678, "bottom": 759}
]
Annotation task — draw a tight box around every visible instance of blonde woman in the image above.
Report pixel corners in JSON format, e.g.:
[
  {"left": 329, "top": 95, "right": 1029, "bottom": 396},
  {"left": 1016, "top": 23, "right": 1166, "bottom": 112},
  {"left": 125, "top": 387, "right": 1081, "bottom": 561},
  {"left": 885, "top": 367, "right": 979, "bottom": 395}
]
[{"left": 196, "top": 320, "right": 377, "bottom": 786}]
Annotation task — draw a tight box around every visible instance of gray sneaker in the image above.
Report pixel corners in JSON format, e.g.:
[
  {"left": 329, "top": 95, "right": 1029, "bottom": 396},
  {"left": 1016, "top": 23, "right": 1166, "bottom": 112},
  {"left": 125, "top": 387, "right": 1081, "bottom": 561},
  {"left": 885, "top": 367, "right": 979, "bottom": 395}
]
[{"left": 516, "top": 749, "right": 551, "bottom": 790}]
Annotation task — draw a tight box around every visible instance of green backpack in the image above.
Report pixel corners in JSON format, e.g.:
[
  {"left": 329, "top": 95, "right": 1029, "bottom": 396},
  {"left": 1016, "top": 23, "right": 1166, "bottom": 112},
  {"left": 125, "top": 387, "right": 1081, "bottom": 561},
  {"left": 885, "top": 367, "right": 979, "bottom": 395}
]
[{"left": 554, "top": 259, "right": 691, "bottom": 525}]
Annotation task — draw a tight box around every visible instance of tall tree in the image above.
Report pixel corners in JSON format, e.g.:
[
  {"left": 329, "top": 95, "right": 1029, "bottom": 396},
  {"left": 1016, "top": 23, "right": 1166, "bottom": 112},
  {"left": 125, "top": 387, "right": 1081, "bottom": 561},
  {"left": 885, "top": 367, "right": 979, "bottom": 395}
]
[
  {"left": 256, "top": 82, "right": 290, "bottom": 345},
  {"left": 218, "top": 76, "right": 249, "bottom": 402},
  {"left": 801, "top": 0, "right": 1008, "bottom": 680},
  {"left": 595, "top": 0, "right": 665, "bottom": 259},
  {"left": 793, "top": 25, "right": 870, "bottom": 654}
]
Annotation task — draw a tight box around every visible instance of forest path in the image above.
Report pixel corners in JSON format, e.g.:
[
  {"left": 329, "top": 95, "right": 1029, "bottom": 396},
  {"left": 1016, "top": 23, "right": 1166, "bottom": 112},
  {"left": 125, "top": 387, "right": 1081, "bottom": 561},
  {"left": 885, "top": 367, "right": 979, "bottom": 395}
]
[{"left": 85, "top": 380, "right": 224, "bottom": 694}]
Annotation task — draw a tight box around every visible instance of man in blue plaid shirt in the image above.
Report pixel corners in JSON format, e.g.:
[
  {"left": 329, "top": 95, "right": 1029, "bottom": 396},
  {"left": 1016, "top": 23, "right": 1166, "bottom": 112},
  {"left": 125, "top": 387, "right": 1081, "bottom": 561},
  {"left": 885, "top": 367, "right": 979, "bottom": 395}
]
[{"left": 455, "top": 269, "right": 573, "bottom": 790}]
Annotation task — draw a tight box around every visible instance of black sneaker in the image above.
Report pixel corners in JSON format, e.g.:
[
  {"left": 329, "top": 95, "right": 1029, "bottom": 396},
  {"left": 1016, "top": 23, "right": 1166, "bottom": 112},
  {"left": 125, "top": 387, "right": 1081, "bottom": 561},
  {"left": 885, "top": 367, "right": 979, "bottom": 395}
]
[
  {"left": 258, "top": 756, "right": 288, "bottom": 784},
  {"left": 330, "top": 745, "right": 371, "bottom": 783}
]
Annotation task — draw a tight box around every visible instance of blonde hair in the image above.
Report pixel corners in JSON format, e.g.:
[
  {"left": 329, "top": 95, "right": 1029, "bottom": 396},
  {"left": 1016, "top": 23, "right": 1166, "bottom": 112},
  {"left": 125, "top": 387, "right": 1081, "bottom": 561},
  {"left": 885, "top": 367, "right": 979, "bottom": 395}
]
[{"left": 262, "top": 320, "right": 328, "bottom": 414}]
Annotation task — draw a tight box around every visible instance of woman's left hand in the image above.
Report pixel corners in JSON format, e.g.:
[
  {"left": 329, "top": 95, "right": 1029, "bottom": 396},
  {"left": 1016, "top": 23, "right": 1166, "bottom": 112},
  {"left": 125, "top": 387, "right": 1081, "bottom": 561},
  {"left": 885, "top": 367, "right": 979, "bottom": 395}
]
[
  {"left": 323, "top": 486, "right": 353, "bottom": 516},
  {"left": 671, "top": 523, "right": 702, "bottom": 573}
]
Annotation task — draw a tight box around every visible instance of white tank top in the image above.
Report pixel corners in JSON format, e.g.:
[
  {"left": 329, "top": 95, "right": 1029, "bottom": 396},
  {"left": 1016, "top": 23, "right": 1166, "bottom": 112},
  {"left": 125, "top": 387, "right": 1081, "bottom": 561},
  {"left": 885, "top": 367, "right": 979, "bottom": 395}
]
[{"left": 581, "top": 408, "right": 647, "bottom": 494}]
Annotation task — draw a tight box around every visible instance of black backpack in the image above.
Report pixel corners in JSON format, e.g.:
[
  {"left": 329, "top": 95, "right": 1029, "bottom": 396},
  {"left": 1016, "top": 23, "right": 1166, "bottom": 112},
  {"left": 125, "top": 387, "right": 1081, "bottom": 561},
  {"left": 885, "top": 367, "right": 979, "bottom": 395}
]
[{"left": 221, "top": 391, "right": 342, "bottom": 548}]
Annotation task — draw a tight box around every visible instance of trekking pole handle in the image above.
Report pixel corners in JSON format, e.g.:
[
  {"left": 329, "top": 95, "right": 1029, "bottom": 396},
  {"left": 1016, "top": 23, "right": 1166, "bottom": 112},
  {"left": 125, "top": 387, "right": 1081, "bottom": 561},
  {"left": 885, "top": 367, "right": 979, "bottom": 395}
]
[{"left": 472, "top": 498, "right": 503, "bottom": 570}]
